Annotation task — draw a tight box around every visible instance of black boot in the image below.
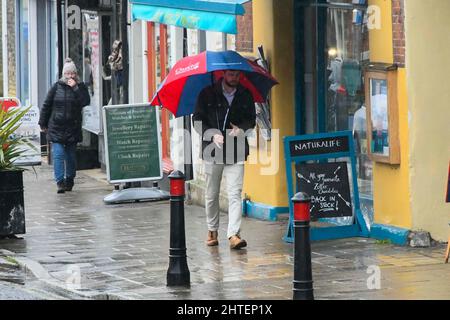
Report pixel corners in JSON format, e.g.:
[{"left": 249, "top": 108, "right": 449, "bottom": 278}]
[
  {"left": 57, "top": 181, "right": 65, "bottom": 194},
  {"left": 65, "top": 178, "right": 74, "bottom": 191}
]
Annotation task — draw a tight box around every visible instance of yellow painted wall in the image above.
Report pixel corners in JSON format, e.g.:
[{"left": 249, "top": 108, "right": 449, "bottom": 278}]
[
  {"left": 404, "top": 0, "right": 450, "bottom": 241},
  {"left": 368, "top": 0, "right": 412, "bottom": 228},
  {"left": 243, "top": 0, "right": 295, "bottom": 208},
  {"left": 372, "top": 69, "right": 412, "bottom": 228},
  {"left": 368, "top": 0, "right": 394, "bottom": 64}
]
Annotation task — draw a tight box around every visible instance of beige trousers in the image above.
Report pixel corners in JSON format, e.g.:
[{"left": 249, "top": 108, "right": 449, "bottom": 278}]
[{"left": 204, "top": 163, "right": 244, "bottom": 239}]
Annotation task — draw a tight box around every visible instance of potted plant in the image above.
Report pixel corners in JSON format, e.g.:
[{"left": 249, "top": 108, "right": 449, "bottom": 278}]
[{"left": 0, "top": 103, "right": 35, "bottom": 237}]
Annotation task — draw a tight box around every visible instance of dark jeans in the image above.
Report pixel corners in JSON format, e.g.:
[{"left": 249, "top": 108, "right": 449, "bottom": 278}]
[{"left": 52, "top": 143, "right": 77, "bottom": 184}]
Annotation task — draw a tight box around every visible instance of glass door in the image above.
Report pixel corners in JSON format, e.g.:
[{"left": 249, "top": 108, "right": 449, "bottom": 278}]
[{"left": 297, "top": 0, "right": 373, "bottom": 223}]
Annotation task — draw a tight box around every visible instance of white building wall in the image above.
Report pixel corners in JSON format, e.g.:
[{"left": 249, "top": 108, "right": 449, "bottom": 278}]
[
  {"left": 169, "top": 26, "right": 186, "bottom": 173},
  {"left": 1, "top": 1, "right": 8, "bottom": 97}
]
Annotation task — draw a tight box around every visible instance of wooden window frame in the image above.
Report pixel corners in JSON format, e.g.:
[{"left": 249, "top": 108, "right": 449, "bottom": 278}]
[{"left": 364, "top": 68, "right": 400, "bottom": 164}]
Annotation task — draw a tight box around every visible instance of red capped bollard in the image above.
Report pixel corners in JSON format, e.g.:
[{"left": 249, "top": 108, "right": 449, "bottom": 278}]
[
  {"left": 292, "top": 192, "right": 314, "bottom": 300},
  {"left": 167, "top": 171, "right": 190, "bottom": 287}
]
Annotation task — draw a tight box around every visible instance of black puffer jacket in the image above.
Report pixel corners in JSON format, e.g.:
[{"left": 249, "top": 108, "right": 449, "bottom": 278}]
[
  {"left": 39, "top": 81, "right": 90, "bottom": 144},
  {"left": 192, "top": 81, "right": 256, "bottom": 164}
]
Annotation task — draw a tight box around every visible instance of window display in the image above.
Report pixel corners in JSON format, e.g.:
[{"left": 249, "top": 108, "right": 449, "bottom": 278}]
[
  {"left": 365, "top": 67, "right": 400, "bottom": 164},
  {"left": 369, "top": 79, "right": 388, "bottom": 155},
  {"left": 325, "top": 4, "right": 372, "bottom": 224},
  {"left": 81, "top": 11, "right": 101, "bottom": 134}
]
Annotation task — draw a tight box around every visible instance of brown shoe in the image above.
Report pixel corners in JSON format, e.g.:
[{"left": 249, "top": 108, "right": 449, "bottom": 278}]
[
  {"left": 206, "top": 230, "right": 218, "bottom": 246},
  {"left": 229, "top": 235, "right": 247, "bottom": 250}
]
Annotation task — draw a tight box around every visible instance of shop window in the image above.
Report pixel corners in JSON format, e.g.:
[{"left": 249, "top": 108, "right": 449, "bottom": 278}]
[
  {"left": 17, "top": 0, "right": 30, "bottom": 105},
  {"left": 47, "top": 0, "right": 59, "bottom": 85},
  {"left": 81, "top": 11, "right": 102, "bottom": 134},
  {"left": 299, "top": 0, "right": 374, "bottom": 224},
  {"left": 324, "top": 4, "right": 372, "bottom": 216},
  {"left": 364, "top": 65, "right": 400, "bottom": 165}
]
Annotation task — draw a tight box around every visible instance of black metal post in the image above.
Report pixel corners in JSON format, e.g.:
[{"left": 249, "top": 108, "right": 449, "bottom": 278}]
[
  {"left": 292, "top": 192, "right": 314, "bottom": 300},
  {"left": 167, "top": 171, "right": 190, "bottom": 287}
]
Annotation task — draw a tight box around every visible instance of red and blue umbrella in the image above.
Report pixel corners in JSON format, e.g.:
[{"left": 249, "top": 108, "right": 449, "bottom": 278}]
[{"left": 150, "top": 50, "right": 278, "bottom": 117}]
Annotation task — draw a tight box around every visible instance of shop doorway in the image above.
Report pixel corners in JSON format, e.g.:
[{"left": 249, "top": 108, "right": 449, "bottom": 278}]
[
  {"left": 77, "top": 10, "right": 112, "bottom": 170},
  {"left": 295, "top": 0, "right": 373, "bottom": 225}
]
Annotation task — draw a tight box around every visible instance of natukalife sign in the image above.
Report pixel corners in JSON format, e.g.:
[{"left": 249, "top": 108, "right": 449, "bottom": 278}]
[{"left": 283, "top": 131, "right": 372, "bottom": 243}]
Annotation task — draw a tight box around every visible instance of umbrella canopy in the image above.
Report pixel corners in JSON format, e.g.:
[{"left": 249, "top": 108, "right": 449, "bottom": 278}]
[{"left": 150, "top": 50, "right": 278, "bottom": 117}]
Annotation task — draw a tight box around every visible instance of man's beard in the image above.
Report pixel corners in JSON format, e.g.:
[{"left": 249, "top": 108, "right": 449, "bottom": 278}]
[{"left": 224, "top": 79, "right": 238, "bottom": 88}]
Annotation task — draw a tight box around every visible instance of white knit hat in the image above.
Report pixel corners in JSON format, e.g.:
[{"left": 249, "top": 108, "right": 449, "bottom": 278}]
[{"left": 62, "top": 58, "right": 77, "bottom": 74}]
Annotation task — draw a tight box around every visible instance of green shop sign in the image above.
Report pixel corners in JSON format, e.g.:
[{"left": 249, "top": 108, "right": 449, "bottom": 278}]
[{"left": 103, "top": 104, "right": 162, "bottom": 184}]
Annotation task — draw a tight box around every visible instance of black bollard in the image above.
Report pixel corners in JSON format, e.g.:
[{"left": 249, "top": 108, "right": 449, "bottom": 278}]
[
  {"left": 292, "top": 192, "right": 314, "bottom": 300},
  {"left": 167, "top": 171, "right": 190, "bottom": 287}
]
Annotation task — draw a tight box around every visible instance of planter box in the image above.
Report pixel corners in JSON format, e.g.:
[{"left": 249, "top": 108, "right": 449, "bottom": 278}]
[{"left": 0, "top": 170, "right": 26, "bottom": 236}]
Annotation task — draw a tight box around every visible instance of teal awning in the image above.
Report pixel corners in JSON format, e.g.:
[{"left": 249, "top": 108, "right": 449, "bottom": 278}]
[{"left": 130, "top": 0, "right": 248, "bottom": 34}]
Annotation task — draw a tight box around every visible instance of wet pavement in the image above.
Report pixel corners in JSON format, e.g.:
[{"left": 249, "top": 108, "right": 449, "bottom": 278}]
[
  {"left": 0, "top": 164, "right": 448, "bottom": 300},
  {"left": 0, "top": 253, "right": 69, "bottom": 299}
]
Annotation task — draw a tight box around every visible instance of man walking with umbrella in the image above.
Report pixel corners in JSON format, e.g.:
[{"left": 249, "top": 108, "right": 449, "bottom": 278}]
[
  {"left": 150, "top": 50, "right": 277, "bottom": 248},
  {"left": 193, "top": 70, "right": 256, "bottom": 250}
]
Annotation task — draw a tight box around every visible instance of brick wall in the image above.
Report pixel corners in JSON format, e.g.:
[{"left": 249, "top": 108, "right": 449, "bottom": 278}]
[
  {"left": 236, "top": 1, "right": 253, "bottom": 53},
  {"left": 392, "top": 0, "right": 405, "bottom": 67}
]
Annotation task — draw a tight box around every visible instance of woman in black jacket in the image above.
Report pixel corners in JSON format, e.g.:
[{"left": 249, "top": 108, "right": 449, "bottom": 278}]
[{"left": 39, "top": 58, "right": 90, "bottom": 194}]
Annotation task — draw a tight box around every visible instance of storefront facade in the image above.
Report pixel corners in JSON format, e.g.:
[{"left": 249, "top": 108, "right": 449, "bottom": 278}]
[
  {"left": 2, "top": 0, "right": 59, "bottom": 108},
  {"left": 128, "top": 0, "right": 252, "bottom": 195},
  {"left": 245, "top": 0, "right": 449, "bottom": 242},
  {"left": 5, "top": 1, "right": 445, "bottom": 242}
]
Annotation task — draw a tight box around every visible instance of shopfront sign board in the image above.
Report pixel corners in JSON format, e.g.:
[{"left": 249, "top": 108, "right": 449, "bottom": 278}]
[
  {"left": 295, "top": 161, "right": 352, "bottom": 220},
  {"left": 283, "top": 131, "right": 369, "bottom": 243},
  {"left": 103, "top": 103, "right": 162, "bottom": 184}
]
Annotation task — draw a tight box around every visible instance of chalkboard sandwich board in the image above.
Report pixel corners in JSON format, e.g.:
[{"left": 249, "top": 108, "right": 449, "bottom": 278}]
[
  {"left": 296, "top": 162, "right": 353, "bottom": 221},
  {"left": 103, "top": 104, "right": 162, "bottom": 184}
]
